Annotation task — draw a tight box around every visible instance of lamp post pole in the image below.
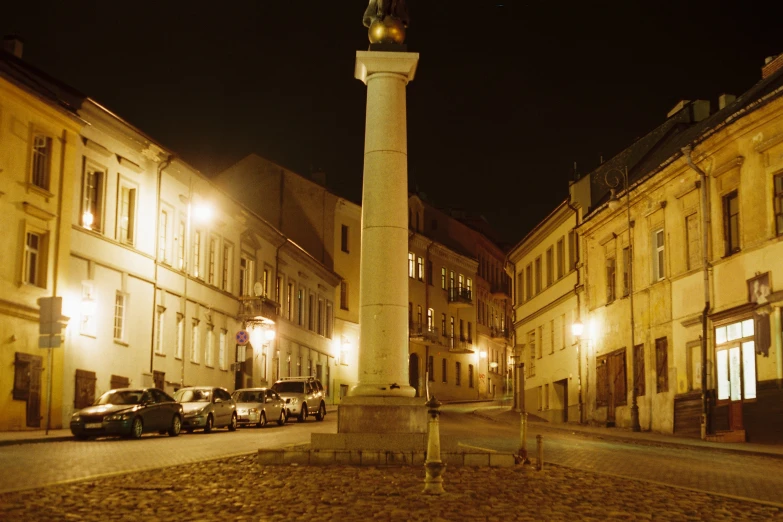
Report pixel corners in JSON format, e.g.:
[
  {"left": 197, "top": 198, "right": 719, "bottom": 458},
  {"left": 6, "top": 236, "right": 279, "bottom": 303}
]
[{"left": 606, "top": 166, "right": 641, "bottom": 432}]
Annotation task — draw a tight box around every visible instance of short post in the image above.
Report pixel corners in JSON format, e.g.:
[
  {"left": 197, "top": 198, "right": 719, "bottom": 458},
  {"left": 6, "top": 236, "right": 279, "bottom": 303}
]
[
  {"left": 514, "top": 411, "right": 530, "bottom": 464},
  {"left": 536, "top": 434, "right": 544, "bottom": 471},
  {"left": 422, "top": 396, "right": 445, "bottom": 495}
]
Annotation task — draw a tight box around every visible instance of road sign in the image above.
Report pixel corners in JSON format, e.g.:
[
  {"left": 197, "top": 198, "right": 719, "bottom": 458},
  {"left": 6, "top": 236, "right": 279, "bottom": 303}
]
[
  {"left": 38, "top": 297, "right": 63, "bottom": 335},
  {"left": 39, "top": 336, "right": 62, "bottom": 348},
  {"left": 235, "top": 329, "right": 249, "bottom": 346}
]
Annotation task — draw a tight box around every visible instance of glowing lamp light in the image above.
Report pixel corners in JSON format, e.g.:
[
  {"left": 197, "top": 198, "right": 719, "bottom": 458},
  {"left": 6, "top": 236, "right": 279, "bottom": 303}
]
[
  {"left": 489, "top": 361, "right": 499, "bottom": 369},
  {"left": 571, "top": 321, "right": 584, "bottom": 338},
  {"left": 193, "top": 204, "right": 213, "bottom": 223},
  {"left": 81, "top": 296, "right": 96, "bottom": 317},
  {"left": 82, "top": 211, "right": 94, "bottom": 229},
  {"left": 264, "top": 329, "right": 276, "bottom": 341},
  {"left": 479, "top": 351, "right": 487, "bottom": 359}
]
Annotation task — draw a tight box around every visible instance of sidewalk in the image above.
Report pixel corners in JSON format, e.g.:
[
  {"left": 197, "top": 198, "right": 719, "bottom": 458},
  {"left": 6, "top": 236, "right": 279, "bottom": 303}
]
[{"left": 472, "top": 404, "right": 783, "bottom": 460}]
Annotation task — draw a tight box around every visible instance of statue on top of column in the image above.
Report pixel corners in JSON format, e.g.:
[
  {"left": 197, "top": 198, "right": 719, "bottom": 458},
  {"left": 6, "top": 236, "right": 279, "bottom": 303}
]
[{"left": 363, "top": 0, "right": 410, "bottom": 28}]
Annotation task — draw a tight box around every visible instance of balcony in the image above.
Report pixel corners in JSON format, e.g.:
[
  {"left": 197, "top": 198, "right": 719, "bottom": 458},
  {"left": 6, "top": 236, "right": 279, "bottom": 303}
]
[
  {"left": 449, "top": 336, "right": 474, "bottom": 354},
  {"left": 490, "top": 326, "right": 510, "bottom": 343},
  {"left": 238, "top": 295, "right": 279, "bottom": 324},
  {"left": 447, "top": 287, "right": 473, "bottom": 308},
  {"left": 409, "top": 322, "right": 439, "bottom": 343},
  {"left": 490, "top": 282, "right": 511, "bottom": 300}
]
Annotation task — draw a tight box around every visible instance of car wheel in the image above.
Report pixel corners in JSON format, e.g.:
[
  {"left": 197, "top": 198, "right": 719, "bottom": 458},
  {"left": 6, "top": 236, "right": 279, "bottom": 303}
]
[
  {"left": 204, "top": 414, "right": 214, "bottom": 433},
  {"left": 130, "top": 417, "right": 143, "bottom": 439},
  {"left": 277, "top": 408, "right": 286, "bottom": 426},
  {"left": 316, "top": 403, "right": 326, "bottom": 421},
  {"left": 257, "top": 412, "right": 267, "bottom": 428},
  {"left": 228, "top": 413, "right": 237, "bottom": 431},
  {"left": 298, "top": 404, "right": 308, "bottom": 423},
  {"left": 168, "top": 415, "right": 181, "bottom": 437}
]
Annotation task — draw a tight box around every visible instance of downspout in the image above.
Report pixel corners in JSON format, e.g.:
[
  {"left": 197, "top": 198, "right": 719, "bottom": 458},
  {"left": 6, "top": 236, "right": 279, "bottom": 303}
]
[
  {"left": 683, "top": 146, "right": 711, "bottom": 440},
  {"left": 150, "top": 155, "right": 173, "bottom": 376},
  {"left": 565, "top": 195, "right": 583, "bottom": 424}
]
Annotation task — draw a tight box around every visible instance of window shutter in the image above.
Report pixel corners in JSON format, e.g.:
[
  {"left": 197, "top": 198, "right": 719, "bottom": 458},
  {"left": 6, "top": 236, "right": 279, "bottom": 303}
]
[
  {"left": 27, "top": 356, "right": 43, "bottom": 428},
  {"left": 110, "top": 375, "right": 130, "bottom": 390},
  {"left": 74, "top": 369, "right": 97, "bottom": 409},
  {"left": 634, "top": 345, "right": 645, "bottom": 397},
  {"left": 596, "top": 357, "right": 608, "bottom": 407},
  {"left": 614, "top": 351, "right": 627, "bottom": 406}
]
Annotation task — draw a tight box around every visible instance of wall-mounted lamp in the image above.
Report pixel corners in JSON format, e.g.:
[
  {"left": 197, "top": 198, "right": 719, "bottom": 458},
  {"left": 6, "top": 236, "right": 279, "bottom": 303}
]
[
  {"left": 489, "top": 361, "right": 499, "bottom": 369},
  {"left": 479, "top": 351, "right": 487, "bottom": 359},
  {"left": 571, "top": 321, "right": 584, "bottom": 338}
]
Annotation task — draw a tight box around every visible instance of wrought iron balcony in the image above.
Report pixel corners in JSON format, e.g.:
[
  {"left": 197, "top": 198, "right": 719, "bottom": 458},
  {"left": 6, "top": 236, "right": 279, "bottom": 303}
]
[
  {"left": 410, "top": 322, "right": 439, "bottom": 342},
  {"left": 449, "top": 336, "right": 475, "bottom": 354},
  {"left": 447, "top": 287, "right": 473, "bottom": 307},
  {"left": 490, "top": 326, "right": 510, "bottom": 342},
  {"left": 490, "top": 282, "right": 511, "bottom": 299},
  {"left": 238, "top": 295, "right": 279, "bottom": 323}
]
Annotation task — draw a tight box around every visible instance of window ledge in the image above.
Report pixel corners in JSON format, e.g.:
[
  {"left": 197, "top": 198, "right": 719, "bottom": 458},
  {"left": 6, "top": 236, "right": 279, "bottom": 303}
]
[
  {"left": 80, "top": 332, "right": 97, "bottom": 339},
  {"left": 154, "top": 352, "right": 166, "bottom": 358},
  {"left": 24, "top": 182, "right": 54, "bottom": 200},
  {"left": 114, "top": 340, "right": 129, "bottom": 347}
]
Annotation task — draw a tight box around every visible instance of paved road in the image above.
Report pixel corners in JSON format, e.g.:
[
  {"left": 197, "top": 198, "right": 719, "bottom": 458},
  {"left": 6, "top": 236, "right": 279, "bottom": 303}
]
[{"left": 0, "top": 418, "right": 335, "bottom": 493}]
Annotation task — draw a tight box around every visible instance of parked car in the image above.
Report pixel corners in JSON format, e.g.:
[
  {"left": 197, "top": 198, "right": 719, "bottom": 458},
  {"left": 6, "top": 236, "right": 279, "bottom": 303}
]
[
  {"left": 174, "top": 386, "right": 237, "bottom": 433},
  {"left": 271, "top": 376, "right": 326, "bottom": 422},
  {"left": 70, "top": 387, "right": 183, "bottom": 440},
  {"left": 231, "top": 388, "right": 287, "bottom": 428}
]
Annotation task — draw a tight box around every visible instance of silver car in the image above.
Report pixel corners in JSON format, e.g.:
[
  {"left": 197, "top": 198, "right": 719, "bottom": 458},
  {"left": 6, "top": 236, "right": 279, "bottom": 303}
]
[
  {"left": 231, "top": 388, "right": 286, "bottom": 428},
  {"left": 174, "top": 386, "right": 237, "bottom": 433},
  {"left": 271, "top": 377, "right": 326, "bottom": 422}
]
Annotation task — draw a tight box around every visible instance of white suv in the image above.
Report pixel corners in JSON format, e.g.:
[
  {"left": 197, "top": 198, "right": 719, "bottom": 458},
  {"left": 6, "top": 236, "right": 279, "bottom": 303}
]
[{"left": 272, "top": 377, "right": 326, "bottom": 422}]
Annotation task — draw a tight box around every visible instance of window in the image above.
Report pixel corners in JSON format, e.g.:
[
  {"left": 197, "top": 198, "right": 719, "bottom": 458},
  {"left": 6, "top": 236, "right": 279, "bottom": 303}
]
[
  {"left": 81, "top": 163, "right": 104, "bottom": 231},
  {"left": 459, "top": 319, "right": 465, "bottom": 340},
  {"left": 441, "top": 313, "right": 446, "bottom": 337},
  {"left": 309, "top": 294, "right": 315, "bottom": 331},
  {"left": 458, "top": 274, "right": 464, "bottom": 291},
  {"left": 685, "top": 213, "right": 701, "bottom": 270},
  {"left": 568, "top": 230, "right": 578, "bottom": 271},
  {"left": 417, "top": 256, "right": 424, "bottom": 281},
  {"left": 155, "top": 306, "right": 165, "bottom": 354},
  {"left": 467, "top": 278, "right": 472, "bottom": 298},
  {"left": 178, "top": 219, "right": 186, "bottom": 270},
  {"left": 549, "top": 320, "right": 555, "bottom": 354},
  {"left": 546, "top": 247, "right": 554, "bottom": 286},
  {"left": 336, "top": 280, "right": 347, "bottom": 312},
  {"left": 655, "top": 337, "right": 668, "bottom": 393},
  {"left": 219, "top": 330, "right": 227, "bottom": 370},
  {"left": 191, "top": 320, "right": 200, "bottom": 363},
  {"left": 556, "top": 237, "right": 565, "bottom": 279},
  {"left": 118, "top": 185, "right": 137, "bottom": 245},
  {"left": 417, "top": 305, "right": 423, "bottom": 329},
  {"left": 534, "top": 256, "right": 542, "bottom": 294},
  {"left": 652, "top": 228, "right": 665, "bottom": 282},
  {"left": 113, "top": 292, "right": 126, "bottom": 342},
  {"left": 560, "top": 314, "right": 566, "bottom": 350},
  {"left": 23, "top": 230, "right": 47, "bottom": 287},
  {"left": 528, "top": 330, "right": 536, "bottom": 377},
  {"left": 441, "top": 358, "right": 447, "bottom": 383},
  {"left": 525, "top": 264, "right": 532, "bottom": 300},
  {"left": 176, "top": 313, "right": 184, "bottom": 359},
  {"left": 428, "top": 356, "right": 434, "bottom": 381},
  {"left": 468, "top": 364, "right": 474, "bottom": 388},
  {"left": 193, "top": 232, "right": 202, "bottom": 278},
  {"left": 158, "top": 210, "right": 168, "bottom": 262},
  {"left": 456, "top": 362, "right": 462, "bottom": 386},
  {"left": 427, "top": 260, "right": 433, "bottom": 285},
  {"left": 537, "top": 326, "right": 543, "bottom": 358},
  {"left": 606, "top": 257, "right": 616, "bottom": 303},
  {"left": 427, "top": 308, "right": 434, "bottom": 332},
  {"left": 450, "top": 316, "right": 455, "bottom": 344},
  {"left": 723, "top": 190, "right": 740, "bottom": 255},
  {"left": 317, "top": 297, "right": 324, "bottom": 335},
  {"left": 239, "top": 256, "right": 252, "bottom": 296},
  {"left": 208, "top": 237, "right": 217, "bottom": 285},
  {"left": 275, "top": 275, "right": 282, "bottom": 304},
  {"left": 714, "top": 318, "right": 757, "bottom": 402},
  {"left": 287, "top": 282, "right": 294, "bottom": 318},
  {"left": 544, "top": 383, "right": 549, "bottom": 410},
  {"left": 205, "top": 326, "right": 214, "bottom": 367},
  {"left": 775, "top": 174, "right": 783, "bottom": 236},
  {"left": 408, "top": 253, "right": 415, "bottom": 278},
  {"left": 326, "top": 303, "right": 333, "bottom": 339},
  {"left": 263, "top": 269, "right": 270, "bottom": 297},
  {"left": 31, "top": 133, "right": 52, "bottom": 190},
  {"left": 622, "top": 247, "right": 631, "bottom": 297},
  {"left": 517, "top": 273, "right": 524, "bottom": 303},
  {"left": 634, "top": 344, "right": 645, "bottom": 397},
  {"left": 297, "top": 288, "right": 304, "bottom": 325},
  {"left": 222, "top": 244, "right": 232, "bottom": 292},
  {"left": 467, "top": 322, "right": 472, "bottom": 343},
  {"left": 441, "top": 267, "right": 446, "bottom": 289},
  {"left": 341, "top": 224, "right": 349, "bottom": 253}
]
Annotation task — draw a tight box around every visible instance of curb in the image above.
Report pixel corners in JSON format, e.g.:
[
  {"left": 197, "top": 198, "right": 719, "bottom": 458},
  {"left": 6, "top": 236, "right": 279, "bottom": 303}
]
[{"left": 0, "top": 435, "right": 74, "bottom": 447}]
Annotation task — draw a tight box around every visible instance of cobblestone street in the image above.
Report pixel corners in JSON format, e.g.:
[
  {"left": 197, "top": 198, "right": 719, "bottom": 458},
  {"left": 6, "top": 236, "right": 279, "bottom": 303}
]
[{"left": 2, "top": 454, "right": 782, "bottom": 522}]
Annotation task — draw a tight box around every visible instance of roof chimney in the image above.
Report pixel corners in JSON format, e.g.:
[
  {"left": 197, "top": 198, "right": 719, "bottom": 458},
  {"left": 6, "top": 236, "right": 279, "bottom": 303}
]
[
  {"left": 3, "top": 35, "right": 24, "bottom": 59},
  {"left": 666, "top": 100, "right": 691, "bottom": 118},
  {"left": 762, "top": 53, "right": 783, "bottom": 79},
  {"left": 718, "top": 93, "right": 736, "bottom": 110}
]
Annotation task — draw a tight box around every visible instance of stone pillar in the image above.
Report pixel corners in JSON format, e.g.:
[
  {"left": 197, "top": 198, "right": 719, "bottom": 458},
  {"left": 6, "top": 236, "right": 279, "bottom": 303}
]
[{"left": 352, "top": 51, "right": 419, "bottom": 398}]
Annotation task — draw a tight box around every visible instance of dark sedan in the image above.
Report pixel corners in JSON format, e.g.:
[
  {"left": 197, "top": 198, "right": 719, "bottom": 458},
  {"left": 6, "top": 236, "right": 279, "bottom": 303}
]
[{"left": 70, "top": 388, "right": 183, "bottom": 440}]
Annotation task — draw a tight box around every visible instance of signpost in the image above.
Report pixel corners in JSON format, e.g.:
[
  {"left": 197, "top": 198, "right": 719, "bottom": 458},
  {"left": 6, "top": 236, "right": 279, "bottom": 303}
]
[{"left": 37, "top": 296, "right": 65, "bottom": 435}]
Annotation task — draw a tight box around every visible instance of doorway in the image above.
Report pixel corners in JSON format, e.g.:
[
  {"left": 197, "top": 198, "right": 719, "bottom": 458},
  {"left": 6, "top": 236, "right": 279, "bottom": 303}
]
[
  {"left": 553, "top": 378, "right": 568, "bottom": 422},
  {"left": 409, "top": 353, "right": 420, "bottom": 397}
]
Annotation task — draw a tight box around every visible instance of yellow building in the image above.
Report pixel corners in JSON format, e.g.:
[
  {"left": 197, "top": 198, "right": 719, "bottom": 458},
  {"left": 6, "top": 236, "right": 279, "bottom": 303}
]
[
  {"left": 578, "top": 53, "right": 783, "bottom": 442},
  {"left": 0, "top": 40, "right": 82, "bottom": 431}
]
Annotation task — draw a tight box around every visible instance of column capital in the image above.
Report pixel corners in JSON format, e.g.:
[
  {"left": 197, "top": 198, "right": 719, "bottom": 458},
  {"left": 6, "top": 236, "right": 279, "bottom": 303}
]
[{"left": 355, "top": 51, "right": 420, "bottom": 84}]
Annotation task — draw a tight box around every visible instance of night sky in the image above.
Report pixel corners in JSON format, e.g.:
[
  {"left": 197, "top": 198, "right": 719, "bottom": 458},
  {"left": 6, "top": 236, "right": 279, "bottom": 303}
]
[{"left": 3, "top": 2, "right": 781, "bottom": 245}]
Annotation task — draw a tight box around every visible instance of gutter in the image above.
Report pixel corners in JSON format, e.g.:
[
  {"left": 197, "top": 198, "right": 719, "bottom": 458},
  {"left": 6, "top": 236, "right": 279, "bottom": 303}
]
[
  {"left": 565, "top": 196, "right": 584, "bottom": 424},
  {"left": 682, "top": 146, "right": 711, "bottom": 440}
]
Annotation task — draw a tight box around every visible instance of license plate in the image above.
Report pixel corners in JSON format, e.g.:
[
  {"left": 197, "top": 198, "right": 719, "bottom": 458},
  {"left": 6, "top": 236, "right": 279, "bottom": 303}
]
[{"left": 85, "top": 422, "right": 102, "bottom": 429}]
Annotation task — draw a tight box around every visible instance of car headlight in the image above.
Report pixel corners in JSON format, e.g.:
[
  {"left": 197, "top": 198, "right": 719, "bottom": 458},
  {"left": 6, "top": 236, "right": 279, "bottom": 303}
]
[
  {"left": 106, "top": 413, "right": 130, "bottom": 421},
  {"left": 71, "top": 413, "right": 80, "bottom": 421}
]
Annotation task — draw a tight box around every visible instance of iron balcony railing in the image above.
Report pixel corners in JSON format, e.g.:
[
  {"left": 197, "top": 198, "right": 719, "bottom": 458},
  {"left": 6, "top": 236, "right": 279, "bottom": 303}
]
[
  {"left": 238, "top": 295, "right": 279, "bottom": 323},
  {"left": 490, "top": 326, "right": 510, "bottom": 341},
  {"left": 447, "top": 287, "right": 472, "bottom": 305},
  {"left": 409, "top": 321, "right": 439, "bottom": 342}
]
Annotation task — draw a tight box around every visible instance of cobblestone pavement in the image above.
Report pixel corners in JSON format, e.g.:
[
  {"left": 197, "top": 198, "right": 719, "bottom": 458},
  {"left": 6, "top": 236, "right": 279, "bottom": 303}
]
[{"left": 1, "top": 454, "right": 782, "bottom": 522}]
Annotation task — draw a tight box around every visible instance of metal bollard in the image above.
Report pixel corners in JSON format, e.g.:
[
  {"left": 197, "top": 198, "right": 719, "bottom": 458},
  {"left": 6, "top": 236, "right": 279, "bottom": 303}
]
[
  {"left": 513, "top": 411, "right": 530, "bottom": 465},
  {"left": 536, "top": 434, "right": 544, "bottom": 471},
  {"left": 422, "top": 395, "right": 446, "bottom": 494}
]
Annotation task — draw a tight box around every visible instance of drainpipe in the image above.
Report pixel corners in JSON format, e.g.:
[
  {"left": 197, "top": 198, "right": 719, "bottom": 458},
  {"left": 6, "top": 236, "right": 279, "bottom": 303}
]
[
  {"left": 565, "top": 196, "right": 583, "bottom": 424},
  {"left": 683, "top": 146, "right": 711, "bottom": 440},
  {"left": 150, "top": 155, "right": 173, "bottom": 377}
]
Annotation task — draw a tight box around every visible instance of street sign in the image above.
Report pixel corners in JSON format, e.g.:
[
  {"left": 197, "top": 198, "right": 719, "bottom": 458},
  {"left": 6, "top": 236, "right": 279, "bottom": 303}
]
[
  {"left": 235, "top": 329, "right": 249, "bottom": 346},
  {"left": 38, "top": 297, "right": 63, "bottom": 335},
  {"left": 39, "top": 336, "right": 62, "bottom": 348}
]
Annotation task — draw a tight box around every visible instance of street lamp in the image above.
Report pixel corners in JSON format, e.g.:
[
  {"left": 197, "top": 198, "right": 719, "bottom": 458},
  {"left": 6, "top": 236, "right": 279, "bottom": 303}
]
[{"left": 605, "top": 166, "right": 641, "bottom": 432}]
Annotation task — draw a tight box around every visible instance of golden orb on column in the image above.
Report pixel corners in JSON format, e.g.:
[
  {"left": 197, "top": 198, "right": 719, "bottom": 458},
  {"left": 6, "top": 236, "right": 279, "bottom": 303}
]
[{"left": 368, "top": 16, "right": 406, "bottom": 45}]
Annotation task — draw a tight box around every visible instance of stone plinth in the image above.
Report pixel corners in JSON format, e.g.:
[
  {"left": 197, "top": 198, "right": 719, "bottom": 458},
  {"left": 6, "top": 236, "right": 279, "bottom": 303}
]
[{"left": 310, "top": 396, "right": 427, "bottom": 451}]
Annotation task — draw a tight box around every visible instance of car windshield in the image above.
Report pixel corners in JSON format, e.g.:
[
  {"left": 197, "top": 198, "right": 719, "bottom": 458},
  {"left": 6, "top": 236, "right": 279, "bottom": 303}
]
[
  {"left": 95, "top": 390, "right": 143, "bottom": 406},
  {"left": 233, "top": 391, "right": 263, "bottom": 403},
  {"left": 272, "top": 381, "right": 305, "bottom": 394},
  {"left": 174, "top": 389, "right": 211, "bottom": 403}
]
